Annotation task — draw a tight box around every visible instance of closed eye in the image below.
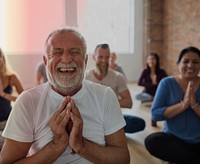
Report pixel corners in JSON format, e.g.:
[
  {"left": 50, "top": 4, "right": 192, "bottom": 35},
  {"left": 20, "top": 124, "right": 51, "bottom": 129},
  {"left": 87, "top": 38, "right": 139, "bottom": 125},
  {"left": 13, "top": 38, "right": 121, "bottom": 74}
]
[{"left": 51, "top": 48, "right": 63, "bottom": 55}]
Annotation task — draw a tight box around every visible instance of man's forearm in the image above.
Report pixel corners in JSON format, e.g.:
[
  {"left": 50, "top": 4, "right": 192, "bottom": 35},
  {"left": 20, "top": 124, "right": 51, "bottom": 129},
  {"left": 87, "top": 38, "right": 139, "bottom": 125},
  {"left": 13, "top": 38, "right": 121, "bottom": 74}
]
[
  {"left": 79, "top": 139, "right": 130, "bottom": 164},
  {"left": 14, "top": 141, "right": 66, "bottom": 164},
  {"left": 119, "top": 99, "right": 132, "bottom": 108}
]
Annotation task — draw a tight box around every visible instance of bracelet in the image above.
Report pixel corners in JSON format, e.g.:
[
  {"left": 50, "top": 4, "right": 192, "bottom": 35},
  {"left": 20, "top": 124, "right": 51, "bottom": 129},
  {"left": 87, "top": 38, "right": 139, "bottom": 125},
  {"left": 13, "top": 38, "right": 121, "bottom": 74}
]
[
  {"left": 71, "top": 137, "right": 85, "bottom": 155},
  {"left": 76, "top": 138, "right": 85, "bottom": 154},
  {"left": 191, "top": 103, "right": 199, "bottom": 109}
]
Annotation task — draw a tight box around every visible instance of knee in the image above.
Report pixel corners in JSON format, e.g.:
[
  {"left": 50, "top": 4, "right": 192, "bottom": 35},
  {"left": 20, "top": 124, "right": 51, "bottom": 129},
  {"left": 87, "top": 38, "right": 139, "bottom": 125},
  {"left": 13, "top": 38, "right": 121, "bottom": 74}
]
[
  {"left": 123, "top": 115, "right": 146, "bottom": 133},
  {"left": 140, "top": 119, "right": 146, "bottom": 130},
  {"left": 145, "top": 134, "right": 155, "bottom": 150},
  {"left": 134, "top": 117, "right": 146, "bottom": 130},
  {"left": 125, "top": 116, "right": 146, "bottom": 129},
  {"left": 145, "top": 132, "right": 163, "bottom": 154}
]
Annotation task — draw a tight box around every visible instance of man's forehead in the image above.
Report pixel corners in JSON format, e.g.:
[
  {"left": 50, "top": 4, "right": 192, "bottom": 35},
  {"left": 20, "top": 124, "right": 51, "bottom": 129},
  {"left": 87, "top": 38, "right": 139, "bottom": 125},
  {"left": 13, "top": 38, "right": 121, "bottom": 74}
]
[
  {"left": 49, "top": 34, "right": 83, "bottom": 48},
  {"left": 97, "top": 48, "right": 110, "bottom": 55}
]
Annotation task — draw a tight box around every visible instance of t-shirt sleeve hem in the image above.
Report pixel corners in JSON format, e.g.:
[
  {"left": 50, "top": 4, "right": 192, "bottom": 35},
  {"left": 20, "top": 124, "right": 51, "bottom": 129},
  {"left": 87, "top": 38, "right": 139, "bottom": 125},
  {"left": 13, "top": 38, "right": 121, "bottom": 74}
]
[
  {"left": 2, "top": 131, "right": 33, "bottom": 143},
  {"left": 105, "top": 122, "right": 126, "bottom": 136}
]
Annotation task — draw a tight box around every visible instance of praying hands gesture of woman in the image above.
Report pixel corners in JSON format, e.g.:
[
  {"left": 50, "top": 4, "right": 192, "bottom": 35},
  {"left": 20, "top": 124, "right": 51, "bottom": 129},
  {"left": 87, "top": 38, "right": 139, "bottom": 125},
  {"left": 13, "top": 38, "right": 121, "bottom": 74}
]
[
  {"left": 164, "top": 80, "right": 200, "bottom": 118},
  {"left": 180, "top": 80, "right": 200, "bottom": 115},
  {"left": 186, "top": 80, "right": 200, "bottom": 117}
]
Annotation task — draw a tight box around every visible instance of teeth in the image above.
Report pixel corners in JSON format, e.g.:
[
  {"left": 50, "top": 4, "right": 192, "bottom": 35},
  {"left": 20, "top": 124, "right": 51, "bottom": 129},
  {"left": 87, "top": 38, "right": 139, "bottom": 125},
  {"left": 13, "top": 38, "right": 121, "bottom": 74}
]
[
  {"left": 186, "top": 71, "right": 194, "bottom": 73},
  {"left": 187, "top": 69, "right": 193, "bottom": 72},
  {"left": 59, "top": 68, "right": 75, "bottom": 72},
  {"left": 60, "top": 68, "right": 67, "bottom": 71}
]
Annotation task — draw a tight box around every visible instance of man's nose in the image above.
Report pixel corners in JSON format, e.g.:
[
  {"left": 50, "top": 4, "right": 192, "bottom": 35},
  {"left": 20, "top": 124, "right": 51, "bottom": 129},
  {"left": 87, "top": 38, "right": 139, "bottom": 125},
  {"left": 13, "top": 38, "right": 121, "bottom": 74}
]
[
  {"left": 61, "top": 52, "right": 73, "bottom": 63},
  {"left": 101, "top": 57, "right": 107, "bottom": 63}
]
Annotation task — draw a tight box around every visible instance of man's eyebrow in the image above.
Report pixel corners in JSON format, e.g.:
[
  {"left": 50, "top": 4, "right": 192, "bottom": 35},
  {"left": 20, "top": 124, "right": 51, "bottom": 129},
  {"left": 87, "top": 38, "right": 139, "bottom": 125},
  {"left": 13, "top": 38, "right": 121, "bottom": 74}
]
[
  {"left": 52, "top": 48, "right": 63, "bottom": 50},
  {"left": 69, "top": 48, "right": 83, "bottom": 53},
  {"left": 70, "top": 48, "right": 81, "bottom": 50}
]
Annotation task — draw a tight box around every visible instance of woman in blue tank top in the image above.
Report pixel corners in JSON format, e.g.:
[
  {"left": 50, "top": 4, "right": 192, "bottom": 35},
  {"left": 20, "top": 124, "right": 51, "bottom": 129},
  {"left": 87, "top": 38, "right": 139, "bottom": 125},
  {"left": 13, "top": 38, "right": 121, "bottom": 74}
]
[{"left": 0, "top": 48, "right": 24, "bottom": 128}]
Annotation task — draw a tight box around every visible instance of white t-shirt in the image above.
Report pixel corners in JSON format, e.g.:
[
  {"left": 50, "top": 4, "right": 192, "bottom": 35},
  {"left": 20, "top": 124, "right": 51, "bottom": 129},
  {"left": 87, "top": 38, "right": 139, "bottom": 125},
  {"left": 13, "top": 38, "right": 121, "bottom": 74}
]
[{"left": 2, "top": 80, "right": 125, "bottom": 164}]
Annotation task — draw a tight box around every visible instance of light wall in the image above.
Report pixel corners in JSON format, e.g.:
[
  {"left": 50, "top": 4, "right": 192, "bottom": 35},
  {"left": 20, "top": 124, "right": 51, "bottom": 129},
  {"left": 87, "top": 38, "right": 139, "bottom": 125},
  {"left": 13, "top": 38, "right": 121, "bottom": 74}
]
[{"left": 5, "top": 0, "right": 143, "bottom": 89}]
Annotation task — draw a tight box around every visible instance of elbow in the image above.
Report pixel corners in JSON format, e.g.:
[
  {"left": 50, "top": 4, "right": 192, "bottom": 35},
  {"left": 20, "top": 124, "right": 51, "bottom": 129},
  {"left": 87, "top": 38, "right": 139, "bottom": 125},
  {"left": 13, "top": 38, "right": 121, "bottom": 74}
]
[
  {"left": 152, "top": 113, "right": 164, "bottom": 121},
  {"left": 123, "top": 157, "right": 130, "bottom": 164},
  {"left": 152, "top": 115, "right": 157, "bottom": 121},
  {"left": 152, "top": 111, "right": 159, "bottom": 121},
  {"left": 128, "top": 102, "right": 133, "bottom": 109},
  {"left": 119, "top": 99, "right": 133, "bottom": 108},
  {"left": 127, "top": 152, "right": 131, "bottom": 164},
  {"left": 123, "top": 150, "right": 130, "bottom": 164},
  {"left": 128, "top": 99, "right": 133, "bottom": 108},
  {"left": 117, "top": 148, "right": 130, "bottom": 164}
]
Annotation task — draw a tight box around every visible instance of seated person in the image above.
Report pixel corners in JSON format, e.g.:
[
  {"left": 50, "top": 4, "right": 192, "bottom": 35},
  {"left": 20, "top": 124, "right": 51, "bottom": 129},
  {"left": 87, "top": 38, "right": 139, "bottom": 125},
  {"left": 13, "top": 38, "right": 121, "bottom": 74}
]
[
  {"left": 0, "top": 48, "right": 24, "bottom": 131},
  {"left": 135, "top": 53, "right": 167, "bottom": 103},
  {"left": 136, "top": 53, "right": 167, "bottom": 127},
  {"left": 86, "top": 43, "right": 145, "bottom": 133},
  {"left": 0, "top": 28, "right": 130, "bottom": 163},
  {"left": 109, "top": 52, "right": 127, "bottom": 80},
  {"left": 35, "top": 62, "right": 48, "bottom": 85},
  {"left": 145, "top": 46, "right": 200, "bottom": 164}
]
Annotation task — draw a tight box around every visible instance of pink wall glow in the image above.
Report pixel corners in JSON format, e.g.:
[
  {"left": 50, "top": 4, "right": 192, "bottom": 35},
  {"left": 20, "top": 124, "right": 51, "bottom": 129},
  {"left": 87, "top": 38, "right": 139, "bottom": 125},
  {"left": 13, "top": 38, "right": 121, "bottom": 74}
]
[{"left": 3, "top": 0, "right": 65, "bottom": 54}]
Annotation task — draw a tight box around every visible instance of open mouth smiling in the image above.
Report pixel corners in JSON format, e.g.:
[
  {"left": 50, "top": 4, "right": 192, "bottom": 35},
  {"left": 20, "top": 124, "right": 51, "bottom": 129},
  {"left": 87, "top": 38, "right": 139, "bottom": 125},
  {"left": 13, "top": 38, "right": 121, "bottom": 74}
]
[{"left": 58, "top": 67, "right": 77, "bottom": 74}]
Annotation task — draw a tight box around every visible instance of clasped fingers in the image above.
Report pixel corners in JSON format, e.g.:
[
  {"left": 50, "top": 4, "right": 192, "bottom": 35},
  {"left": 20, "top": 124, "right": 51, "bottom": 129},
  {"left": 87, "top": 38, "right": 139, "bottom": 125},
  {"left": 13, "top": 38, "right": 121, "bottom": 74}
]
[
  {"left": 49, "top": 97, "right": 73, "bottom": 148},
  {"left": 68, "top": 111, "right": 84, "bottom": 151}
]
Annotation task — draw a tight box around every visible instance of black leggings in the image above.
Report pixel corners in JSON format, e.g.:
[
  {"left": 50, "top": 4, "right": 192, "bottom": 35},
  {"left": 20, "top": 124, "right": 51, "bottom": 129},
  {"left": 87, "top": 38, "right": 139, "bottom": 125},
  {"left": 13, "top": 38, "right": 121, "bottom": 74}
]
[{"left": 145, "top": 132, "right": 200, "bottom": 164}]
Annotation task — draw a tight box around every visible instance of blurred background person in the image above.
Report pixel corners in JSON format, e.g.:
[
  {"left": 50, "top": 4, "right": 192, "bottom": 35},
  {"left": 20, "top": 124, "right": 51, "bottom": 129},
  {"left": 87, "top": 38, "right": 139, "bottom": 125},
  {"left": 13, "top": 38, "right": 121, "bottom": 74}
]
[
  {"left": 0, "top": 48, "right": 24, "bottom": 130},
  {"left": 135, "top": 53, "right": 167, "bottom": 126},
  {"left": 109, "top": 52, "right": 126, "bottom": 80},
  {"left": 86, "top": 44, "right": 145, "bottom": 134},
  {"left": 135, "top": 53, "right": 167, "bottom": 103},
  {"left": 35, "top": 62, "right": 47, "bottom": 85}
]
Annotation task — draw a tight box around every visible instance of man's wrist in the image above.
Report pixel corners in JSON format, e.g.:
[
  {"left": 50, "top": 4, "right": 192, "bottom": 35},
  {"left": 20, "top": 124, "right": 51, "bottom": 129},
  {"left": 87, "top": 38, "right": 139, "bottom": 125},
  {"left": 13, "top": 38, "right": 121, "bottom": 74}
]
[
  {"left": 50, "top": 139, "right": 68, "bottom": 154},
  {"left": 71, "top": 137, "right": 86, "bottom": 155},
  {"left": 76, "top": 138, "right": 85, "bottom": 154}
]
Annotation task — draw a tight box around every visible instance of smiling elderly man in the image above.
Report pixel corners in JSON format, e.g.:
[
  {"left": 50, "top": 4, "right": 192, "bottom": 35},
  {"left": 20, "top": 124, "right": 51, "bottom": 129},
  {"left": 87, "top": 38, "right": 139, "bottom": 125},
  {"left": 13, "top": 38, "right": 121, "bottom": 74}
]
[{"left": 0, "top": 28, "right": 130, "bottom": 164}]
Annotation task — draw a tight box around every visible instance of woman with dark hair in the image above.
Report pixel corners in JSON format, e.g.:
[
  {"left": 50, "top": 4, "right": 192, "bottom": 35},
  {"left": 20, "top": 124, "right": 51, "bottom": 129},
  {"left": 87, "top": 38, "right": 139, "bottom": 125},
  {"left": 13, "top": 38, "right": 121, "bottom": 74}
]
[
  {"left": 136, "top": 53, "right": 167, "bottom": 126},
  {"left": 145, "top": 46, "right": 200, "bottom": 164},
  {"left": 136, "top": 53, "right": 167, "bottom": 102}
]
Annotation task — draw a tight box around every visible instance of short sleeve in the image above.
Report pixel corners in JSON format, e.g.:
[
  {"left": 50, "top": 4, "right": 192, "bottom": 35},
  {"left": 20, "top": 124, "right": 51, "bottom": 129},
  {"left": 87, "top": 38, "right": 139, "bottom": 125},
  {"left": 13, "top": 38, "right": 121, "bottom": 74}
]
[
  {"left": 116, "top": 73, "right": 128, "bottom": 93},
  {"left": 2, "top": 91, "right": 35, "bottom": 142},
  {"left": 103, "top": 88, "right": 126, "bottom": 135}
]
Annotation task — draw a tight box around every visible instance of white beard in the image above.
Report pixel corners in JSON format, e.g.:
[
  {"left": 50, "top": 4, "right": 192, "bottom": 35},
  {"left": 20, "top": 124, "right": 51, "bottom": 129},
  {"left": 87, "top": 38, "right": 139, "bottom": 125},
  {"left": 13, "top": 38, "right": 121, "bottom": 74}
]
[{"left": 46, "top": 62, "right": 85, "bottom": 95}]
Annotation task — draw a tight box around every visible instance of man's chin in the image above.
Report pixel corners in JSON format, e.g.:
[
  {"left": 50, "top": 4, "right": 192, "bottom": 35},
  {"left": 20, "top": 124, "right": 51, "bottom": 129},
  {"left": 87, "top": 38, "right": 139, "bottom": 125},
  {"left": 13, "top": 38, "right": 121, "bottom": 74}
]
[
  {"left": 97, "top": 67, "right": 108, "bottom": 75},
  {"left": 56, "top": 82, "right": 75, "bottom": 89},
  {"left": 101, "top": 68, "right": 108, "bottom": 75}
]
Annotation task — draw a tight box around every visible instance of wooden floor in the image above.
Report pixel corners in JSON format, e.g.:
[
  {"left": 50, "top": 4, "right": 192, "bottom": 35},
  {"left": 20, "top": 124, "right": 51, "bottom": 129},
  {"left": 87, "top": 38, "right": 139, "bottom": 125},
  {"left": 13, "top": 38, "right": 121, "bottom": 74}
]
[{"left": 124, "top": 82, "right": 164, "bottom": 164}]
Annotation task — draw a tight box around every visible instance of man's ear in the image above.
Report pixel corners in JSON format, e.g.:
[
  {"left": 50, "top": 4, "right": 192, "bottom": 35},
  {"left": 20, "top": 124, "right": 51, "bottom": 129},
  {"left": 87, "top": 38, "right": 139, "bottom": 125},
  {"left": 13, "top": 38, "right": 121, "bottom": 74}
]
[
  {"left": 43, "top": 55, "right": 47, "bottom": 65},
  {"left": 92, "top": 54, "right": 96, "bottom": 61},
  {"left": 85, "top": 54, "right": 88, "bottom": 68}
]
